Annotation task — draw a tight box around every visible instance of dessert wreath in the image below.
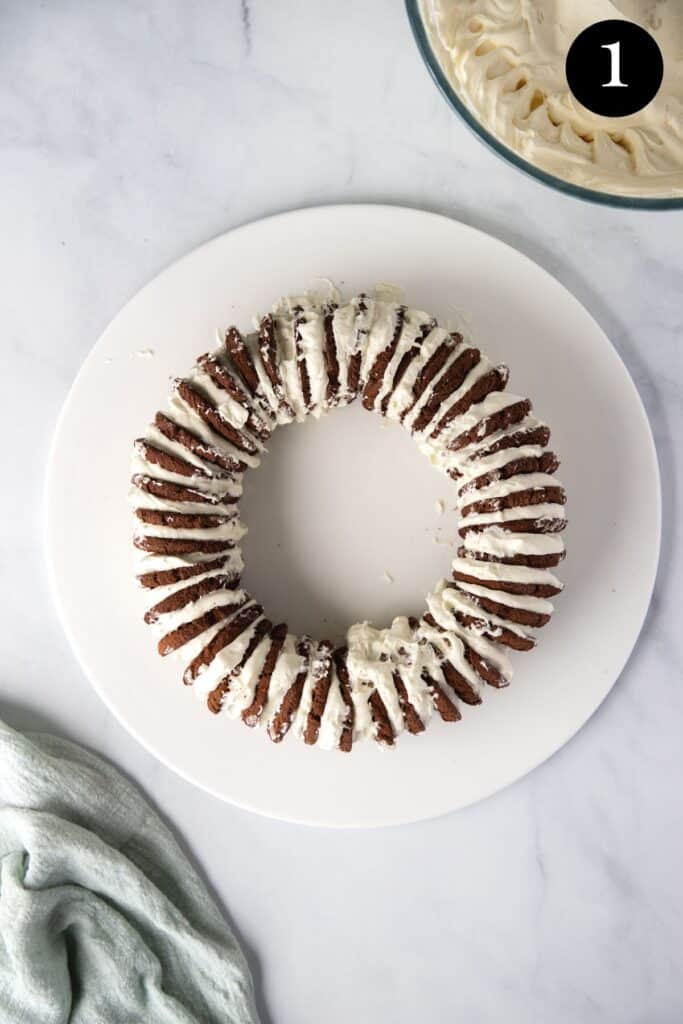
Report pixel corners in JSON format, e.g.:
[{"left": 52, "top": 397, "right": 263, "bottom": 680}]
[{"left": 131, "top": 287, "right": 566, "bottom": 751}]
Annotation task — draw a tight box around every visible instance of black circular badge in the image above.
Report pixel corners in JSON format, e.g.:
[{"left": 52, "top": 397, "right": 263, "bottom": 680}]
[{"left": 566, "top": 19, "right": 664, "bottom": 118}]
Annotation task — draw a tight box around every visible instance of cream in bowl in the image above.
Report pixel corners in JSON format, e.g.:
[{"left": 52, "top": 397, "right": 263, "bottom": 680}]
[{"left": 419, "top": 0, "right": 683, "bottom": 199}]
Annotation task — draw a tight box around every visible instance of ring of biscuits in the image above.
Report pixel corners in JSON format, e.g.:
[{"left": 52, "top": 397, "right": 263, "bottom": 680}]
[{"left": 131, "top": 289, "right": 566, "bottom": 751}]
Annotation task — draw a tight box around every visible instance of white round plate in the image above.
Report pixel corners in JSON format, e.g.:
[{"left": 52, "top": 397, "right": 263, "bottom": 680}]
[{"left": 46, "top": 205, "right": 660, "bottom": 827}]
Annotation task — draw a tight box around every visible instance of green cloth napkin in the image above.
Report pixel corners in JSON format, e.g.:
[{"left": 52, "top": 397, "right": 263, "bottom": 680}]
[{"left": 0, "top": 719, "right": 259, "bottom": 1024}]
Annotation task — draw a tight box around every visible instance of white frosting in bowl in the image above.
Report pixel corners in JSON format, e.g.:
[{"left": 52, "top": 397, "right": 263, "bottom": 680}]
[{"left": 420, "top": 0, "right": 683, "bottom": 198}]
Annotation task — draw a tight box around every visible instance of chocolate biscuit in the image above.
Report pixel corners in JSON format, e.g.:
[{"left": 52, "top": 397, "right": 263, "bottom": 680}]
[
  {"left": 422, "top": 614, "right": 482, "bottom": 705},
  {"left": 451, "top": 568, "right": 562, "bottom": 598},
  {"left": 431, "top": 365, "right": 509, "bottom": 438},
  {"left": 157, "top": 598, "right": 246, "bottom": 657},
  {"left": 224, "top": 327, "right": 260, "bottom": 395},
  {"left": 322, "top": 306, "right": 341, "bottom": 404},
  {"left": 131, "top": 474, "right": 227, "bottom": 506},
  {"left": 361, "top": 305, "right": 406, "bottom": 410},
  {"left": 410, "top": 345, "right": 480, "bottom": 433},
  {"left": 333, "top": 647, "right": 355, "bottom": 753},
  {"left": 421, "top": 671, "right": 462, "bottom": 722},
  {"left": 303, "top": 642, "right": 334, "bottom": 745},
  {"left": 459, "top": 451, "right": 560, "bottom": 495},
  {"left": 267, "top": 637, "right": 311, "bottom": 742},
  {"left": 462, "top": 641, "right": 509, "bottom": 689},
  {"left": 447, "top": 398, "right": 531, "bottom": 452},
  {"left": 183, "top": 602, "right": 263, "bottom": 684},
  {"left": 258, "top": 315, "right": 293, "bottom": 414},
  {"left": 207, "top": 617, "right": 273, "bottom": 713},
  {"left": 459, "top": 516, "right": 567, "bottom": 537},
  {"left": 154, "top": 412, "right": 245, "bottom": 473},
  {"left": 379, "top": 318, "right": 436, "bottom": 416},
  {"left": 392, "top": 670, "right": 425, "bottom": 734},
  {"left": 144, "top": 573, "right": 239, "bottom": 625},
  {"left": 471, "top": 423, "right": 551, "bottom": 459},
  {"left": 134, "top": 439, "right": 209, "bottom": 478},
  {"left": 457, "top": 543, "right": 564, "bottom": 570},
  {"left": 399, "top": 333, "right": 461, "bottom": 423},
  {"left": 293, "top": 311, "right": 313, "bottom": 410},
  {"left": 368, "top": 689, "right": 395, "bottom": 746},
  {"left": 242, "top": 623, "right": 288, "bottom": 726},
  {"left": 135, "top": 508, "right": 233, "bottom": 530},
  {"left": 137, "top": 555, "right": 231, "bottom": 590},
  {"left": 174, "top": 380, "right": 259, "bottom": 455},
  {"left": 134, "top": 536, "right": 236, "bottom": 556},
  {"left": 460, "top": 484, "right": 566, "bottom": 518},
  {"left": 452, "top": 610, "right": 536, "bottom": 651},
  {"left": 451, "top": 584, "right": 551, "bottom": 629},
  {"left": 197, "top": 353, "right": 271, "bottom": 440}
]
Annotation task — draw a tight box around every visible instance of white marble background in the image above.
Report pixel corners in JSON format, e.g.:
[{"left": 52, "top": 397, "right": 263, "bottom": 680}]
[{"left": 1, "top": 2, "right": 682, "bottom": 1021}]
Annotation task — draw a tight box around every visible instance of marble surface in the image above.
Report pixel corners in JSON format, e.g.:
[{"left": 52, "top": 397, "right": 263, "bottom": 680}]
[{"left": 1, "top": 2, "right": 681, "bottom": 1021}]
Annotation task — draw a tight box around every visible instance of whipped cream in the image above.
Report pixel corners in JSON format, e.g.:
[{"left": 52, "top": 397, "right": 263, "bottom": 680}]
[{"left": 421, "top": 0, "right": 683, "bottom": 197}]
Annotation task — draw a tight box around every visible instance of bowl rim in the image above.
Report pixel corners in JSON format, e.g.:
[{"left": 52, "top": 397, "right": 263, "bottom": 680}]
[{"left": 405, "top": 0, "right": 683, "bottom": 211}]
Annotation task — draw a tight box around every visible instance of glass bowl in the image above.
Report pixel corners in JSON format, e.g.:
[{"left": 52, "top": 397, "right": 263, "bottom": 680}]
[{"left": 405, "top": 0, "right": 683, "bottom": 211}]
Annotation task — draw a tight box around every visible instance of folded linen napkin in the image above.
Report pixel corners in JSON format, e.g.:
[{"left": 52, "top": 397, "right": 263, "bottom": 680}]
[{"left": 0, "top": 718, "right": 259, "bottom": 1024}]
